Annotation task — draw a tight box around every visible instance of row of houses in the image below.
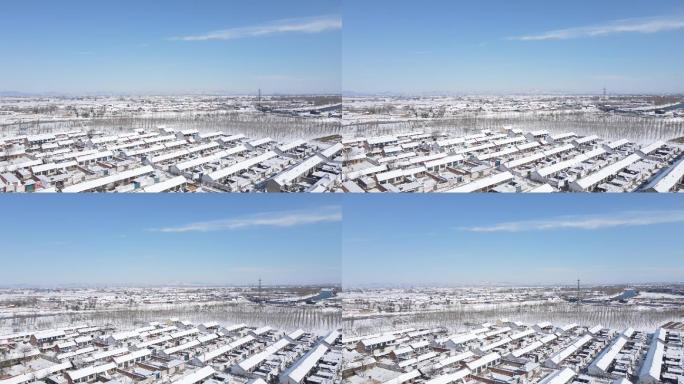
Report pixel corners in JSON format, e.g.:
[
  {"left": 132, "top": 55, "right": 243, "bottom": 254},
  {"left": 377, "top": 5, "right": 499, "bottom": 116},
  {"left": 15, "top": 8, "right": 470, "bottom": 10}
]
[
  {"left": 342, "top": 320, "right": 684, "bottom": 384},
  {"left": 0, "top": 320, "right": 342, "bottom": 384},
  {"left": 340, "top": 128, "right": 684, "bottom": 193},
  {"left": 0, "top": 127, "right": 343, "bottom": 193}
]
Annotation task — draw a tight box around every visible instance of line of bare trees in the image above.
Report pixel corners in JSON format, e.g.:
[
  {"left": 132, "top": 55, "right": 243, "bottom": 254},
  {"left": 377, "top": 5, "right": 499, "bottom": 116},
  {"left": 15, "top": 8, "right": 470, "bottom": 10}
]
[
  {"left": 343, "top": 302, "right": 684, "bottom": 336},
  {"left": 2, "top": 111, "right": 342, "bottom": 141},
  {"left": 1, "top": 303, "right": 340, "bottom": 335},
  {"left": 345, "top": 112, "right": 684, "bottom": 144}
]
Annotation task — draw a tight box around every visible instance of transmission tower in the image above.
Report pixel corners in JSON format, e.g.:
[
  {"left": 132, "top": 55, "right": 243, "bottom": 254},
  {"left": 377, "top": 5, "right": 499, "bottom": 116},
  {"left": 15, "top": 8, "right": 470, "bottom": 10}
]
[
  {"left": 576, "top": 279, "right": 581, "bottom": 308},
  {"left": 258, "top": 277, "right": 263, "bottom": 306}
]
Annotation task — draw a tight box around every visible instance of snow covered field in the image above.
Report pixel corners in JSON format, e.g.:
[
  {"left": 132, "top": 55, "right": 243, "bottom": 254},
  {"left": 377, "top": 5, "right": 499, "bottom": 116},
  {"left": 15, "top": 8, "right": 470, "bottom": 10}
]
[
  {"left": 0, "top": 287, "right": 341, "bottom": 335},
  {"left": 342, "top": 286, "right": 684, "bottom": 335},
  {"left": 344, "top": 95, "right": 684, "bottom": 144},
  {"left": 0, "top": 95, "right": 342, "bottom": 141}
]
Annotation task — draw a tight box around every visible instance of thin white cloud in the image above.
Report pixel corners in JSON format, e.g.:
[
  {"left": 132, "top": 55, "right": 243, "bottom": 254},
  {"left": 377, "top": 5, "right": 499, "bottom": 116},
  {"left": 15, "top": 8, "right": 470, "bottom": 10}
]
[
  {"left": 509, "top": 15, "right": 684, "bottom": 41},
  {"left": 151, "top": 207, "right": 341, "bottom": 233},
  {"left": 173, "top": 15, "right": 341, "bottom": 42},
  {"left": 459, "top": 210, "right": 684, "bottom": 232}
]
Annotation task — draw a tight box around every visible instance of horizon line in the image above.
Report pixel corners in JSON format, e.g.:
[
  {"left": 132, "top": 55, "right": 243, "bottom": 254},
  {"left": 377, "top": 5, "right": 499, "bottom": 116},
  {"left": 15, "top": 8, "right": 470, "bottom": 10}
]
[{"left": 0, "top": 283, "right": 343, "bottom": 289}]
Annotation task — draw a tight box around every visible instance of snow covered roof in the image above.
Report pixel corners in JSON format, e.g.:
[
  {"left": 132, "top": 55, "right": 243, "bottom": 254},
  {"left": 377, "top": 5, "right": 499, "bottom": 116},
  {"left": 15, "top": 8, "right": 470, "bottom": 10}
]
[
  {"left": 533, "top": 148, "right": 606, "bottom": 178},
  {"left": 26, "top": 133, "right": 56, "bottom": 142},
  {"left": 172, "top": 145, "right": 247, "bottom": 172},
  {"left": 639, "top": 337, "right": 664, "bottom": 383},
  {"left": 150, "top": 142, "right": 219, "bottom": 163},
  {"left": 251, "top": 326, "right": 272, "bottom": 336},
  {"left": 604, "top": 139, "right": 630, "bottom": 150},
  {"left": 66, "top": 362, "right": 116, "bottom": 381},
  {"left": 198, "top": 131, "right": 223, "bottom": 140},
  {"left": 57, "top": 346, "right": 96, "bottom": 360},
  {"left": 590, "top": 336, "right": 627, "bottom": 373},
  {"left": 171, "top": 366, "right": 215, "bottom": 384},
  {"left": 539, "top": 367, "right": 576, "bottom": 384},
  {"left": 406, "top": 153, "right": 446, "bottom": 165},
  {"left": 424, "top": 368, "right": 471, "bottom": 384},
  {"left": 434, "top": 351, "right": 474, "bottom": 370},
  {"left": 33, "top": 329, "right": 65, "bottom": 340},
  {"left": 135, "top": 335, "right": 172, "bottom": 349},
  {"left": 455, "top": 142, "right": 497, "bottom": 155},
  {"left": 286, "top": 344, "right": 328, "bottom": 383},
  {"left": 570, "top": 153, "right": 641, "bottom": 190},
  {"left": 437, "top": 137, "right": 466, "bottom": 148},
  {"left": 527, "top": 184, "right": 554, "bottom": 192},
  {"left": 236, "top": 338, "right": 290, "bottom": 372},
  {"left": 248, "top": 137, "right": 274, "bottom": 147},
  {"left": 84, "top": 347, "right": 128, "bottom": 362},
  {"left": 446, "top": 171, "right": 513, "bottom": 192},
  {"left": 446, "top": 332, "right": 478, "bottom": 346},
  {"left": 272, "top": 144, "right": 342, "bottom": 186},
  {"left": 287, "top": 329, "right": 305, "bottom": 341},
  {"left": 0, "top": 361, "right": 72, "bottom": 384},
  {"left": 76, "top": 150, "right": 113, "bottom": 163},
  {"left": 647, "top": 157, "right": 684, "bottom": 192},
  {"left": 638, "top": 141, "right": 665, "bottom": 156},
  {"left": 376, "top": 166, "right": 425, "bottom": 183},
  {"left": 346, "top": 164, "right": 387, "bottom": 180},
  {"left": 362, "top": 334, "right": 396, "bottom": 347},
  {"left": 62, "top": 166, "right": 154, "bottom": 192},
  {"left": 425, "top": 155, "right": 464, "bottom": 168},
  {"left": 112, "top": 348, "right": 151, "bottom": 365},
  {"left": 494, "top": 136, "right": 527, "bottom": 147},
  {"left": 277, "top": 140, "right": 307, "bottom": 152},
  {"left": 549, "top": 132, "right": 577, "bottom": 141},
  {"left": 402, "top": 351, "right": 438, "bottom": 367},
  {"left": 56, "top": 340, "right": 77, "bottom": 349},
  {"left": 572, "top": 135, "right": 599, "bottom": 145},
  {"left": 322, "top": 330, "right": 340, "bottom": 346},
  {"left": 547, "top": 335, "right": 592, "bottom": 365},
  {"left": 194, "top": 335, "right": 254, "bottom": 363},
  {"left": 512, "top": 341, "right": 544, "bottom": 358},
  {"left": 223, "top": 323, "right": 247, "bottom": 332},
  {"left": 204, "top": 151, "right": 277, "bottom": 182},
  {"left": 382, "top": 369, "right": 420, "bottom": 384},
  {"left": 171, "top": 328, "right": 199, "bottom": 339},
  {"left": 141, "top": 176, "right": 188, "bottom": 192},
  {"left": 32, "top": 161, "right": 77, "bottom": 174},
  {"left": 480, "top": 337, "right": 512, "bottom": 352},
  {"left": 526, "top": 130, "right": 549, "bottom": 137},
  {"left": 485, "top": 327, "right": 511, "bottom": 337},
  {"left": 366, "top": 135, "right": 397, "bottom": 146},
  {"left": 89, "top": 135, "right": 120, "bottom": 145},
  {"left": 466, "top": 352, "right": 500, "bottom": 371},
  {"left": 163, "top": 340, "right": 200, "bottom": 355}
]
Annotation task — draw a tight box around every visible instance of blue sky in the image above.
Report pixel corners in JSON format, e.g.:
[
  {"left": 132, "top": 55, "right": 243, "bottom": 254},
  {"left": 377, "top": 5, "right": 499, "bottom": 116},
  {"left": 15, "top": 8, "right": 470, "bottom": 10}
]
[
  {"left": 0, "top": 0, "right": 341, "bottom": 94},
  {"left": 0, "top": 196, "right": 341, "bottom": 287},
  {"left": 342, "top": 195, "right": 684, "bottom": 287},
  {"left": 343, "top": 0, "right": 684, "bottom": 94}
]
